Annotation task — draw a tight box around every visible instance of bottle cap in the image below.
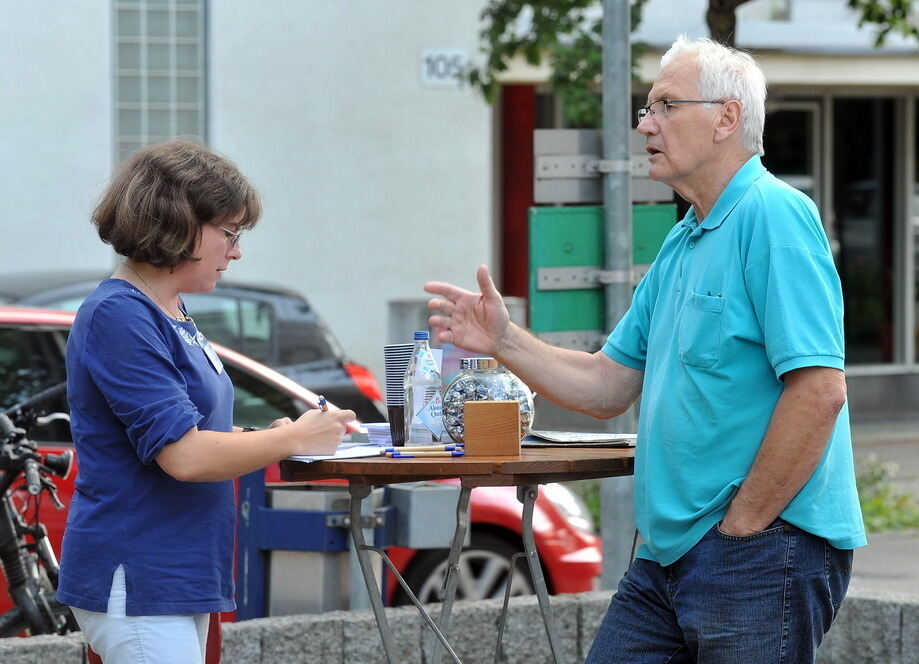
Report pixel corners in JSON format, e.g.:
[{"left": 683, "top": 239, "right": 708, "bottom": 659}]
[{"left": 413, "top": 330, "right": 430, "bottom": 340}]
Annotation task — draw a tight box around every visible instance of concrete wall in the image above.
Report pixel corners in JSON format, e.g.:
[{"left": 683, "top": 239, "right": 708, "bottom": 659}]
[
  {"left": 0, "top": 1, "right": 114, "bottom": 273},
  {"left": 2, "top": 588, "right": 917, "bottom": 663},
  {"left": 207, "top": 1, "right": 494, "bottom": 380}
]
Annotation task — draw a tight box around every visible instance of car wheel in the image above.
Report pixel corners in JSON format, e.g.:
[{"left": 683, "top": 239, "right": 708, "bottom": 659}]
[{"left": 393, "top": 532, "right": 536, "bottom": 605}]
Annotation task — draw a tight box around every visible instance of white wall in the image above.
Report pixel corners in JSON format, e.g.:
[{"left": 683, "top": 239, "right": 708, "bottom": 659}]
[
  {"left": 0, "top": 1, "right": 114, "bottom": 272},
  {"left": 208, "top": 1, "right": 494, "bottom": 380},
  {"left": 633, "top": 0, "right": 919, "bottom": 52}
]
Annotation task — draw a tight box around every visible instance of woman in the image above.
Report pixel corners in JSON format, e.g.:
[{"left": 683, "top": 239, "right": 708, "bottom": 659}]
[{"left": 57, "top": 140, "right": 355, "bottom": 663}]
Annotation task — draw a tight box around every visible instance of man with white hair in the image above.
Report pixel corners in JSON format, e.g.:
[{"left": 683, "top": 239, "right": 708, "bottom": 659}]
[{"left": 425, "top": 36, "right": 864, "bottom": 662}]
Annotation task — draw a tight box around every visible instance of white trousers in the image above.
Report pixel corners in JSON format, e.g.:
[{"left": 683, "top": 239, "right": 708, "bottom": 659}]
[{"left": 70, "top": 565, "right": 209, "bottom": 664}]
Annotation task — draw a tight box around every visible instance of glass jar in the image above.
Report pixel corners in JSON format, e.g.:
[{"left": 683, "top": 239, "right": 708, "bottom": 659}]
[{"left": 441, "top": 357, "right": 534, "bottom": 443}]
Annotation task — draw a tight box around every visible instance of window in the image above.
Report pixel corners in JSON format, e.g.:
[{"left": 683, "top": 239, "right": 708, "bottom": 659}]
[
  {"left": 114, "top": 0, "right": 205, "bottom": 163},
  {"left": 737, "top": 0, "right": 791, "bottom": 21},
  {"left": 913, "top": 98, "right": 919, "bottom": 362},
  {"left": 182, "top": 293, "right": 275, "bottom": 364},
  {"left": 833, "top": 98, "right": 895, "bottom": 364},
  {"left": 224, "top": 365, "right": 307, "bottom": 430},
  {"left": 0, "top": 327, "right": 71, "bottom": 442},
  {"left": 762, "top": 104, "right": 819, "bottom": 202}
]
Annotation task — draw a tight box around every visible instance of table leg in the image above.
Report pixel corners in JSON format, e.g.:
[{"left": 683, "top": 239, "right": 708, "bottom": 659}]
[
  {"left": 493, "top": 551, "right": 527, "bottom": 663},
  {"left": 347, "top": 484, "right": 397, "bottom": 663},
  {"left": 429, "top": 485, "right": 472, "bottom": 664},
  {"left": 519, "top": 484, "right": 564, "bottom": 663}
]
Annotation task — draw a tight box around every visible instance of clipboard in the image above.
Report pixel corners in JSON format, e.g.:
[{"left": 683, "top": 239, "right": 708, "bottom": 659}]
[{"left": 522, "top": 430, "right": 636, "bottom": 448}]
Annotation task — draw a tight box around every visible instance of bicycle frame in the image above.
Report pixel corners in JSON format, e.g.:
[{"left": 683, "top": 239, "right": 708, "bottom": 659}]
[
  {"left": 0, "top": 488, "right": 59, "bottom": 636},
  {"left": 0, "top": 386, "right": 77, "bottom": 638}
]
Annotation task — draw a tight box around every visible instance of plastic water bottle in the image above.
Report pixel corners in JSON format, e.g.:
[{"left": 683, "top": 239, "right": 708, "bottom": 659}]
[{"left": 403, "top": 330, "right": 444, "bottom": 445}]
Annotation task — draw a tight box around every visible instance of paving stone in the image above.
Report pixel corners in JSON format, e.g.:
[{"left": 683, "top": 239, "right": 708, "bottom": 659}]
[
  {"left": 0, "top": 633, "right": 85, "bottom": 664},
  {"left": 340, "top": 605, "right": 423, "bottom": 664},
  {"left": 817, "top": 592, "right": 902, "bottom": 664},
  {"left": 222, "top": 617, "right": 266, "bottom": 663},
  {"left": 259, "top": 613, "right": 344, "bottom": 664}
]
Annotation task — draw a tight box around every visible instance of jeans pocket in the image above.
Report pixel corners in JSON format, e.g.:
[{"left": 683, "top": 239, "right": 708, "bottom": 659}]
[
  {"left": 825, "top": 542, "right": 853, "bottom": 614},
  {"left": 715, "top": 518, "right": 787, "bottom": 542},
  {"left": 678, "top": 292, "right": 725, "bottom": 368}
]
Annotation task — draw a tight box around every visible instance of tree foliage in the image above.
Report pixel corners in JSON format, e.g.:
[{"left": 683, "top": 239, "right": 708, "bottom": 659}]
[
  {"left": 848, "top": 0, "right": 919, "bottom": 45},
  {"left": 466, "top": 0, "right": 917, "bottom": 127},
  {"left": 466, "top": 0, "right": 649, "bottom": 127}
]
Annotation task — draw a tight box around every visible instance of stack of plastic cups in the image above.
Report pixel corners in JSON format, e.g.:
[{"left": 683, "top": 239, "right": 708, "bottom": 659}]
[{"left": 383, "top": 343, "right": 414, "bottom": 446}]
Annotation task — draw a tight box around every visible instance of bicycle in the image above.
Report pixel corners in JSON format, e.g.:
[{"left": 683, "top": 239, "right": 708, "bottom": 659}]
[{"left": 0, "top": 382, "right": 79, "bottom": 638}]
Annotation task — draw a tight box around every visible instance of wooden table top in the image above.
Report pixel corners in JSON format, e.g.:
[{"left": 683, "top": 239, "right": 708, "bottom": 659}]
[{"left": 279, "top": 446, "right": 635, "bottom": 487}]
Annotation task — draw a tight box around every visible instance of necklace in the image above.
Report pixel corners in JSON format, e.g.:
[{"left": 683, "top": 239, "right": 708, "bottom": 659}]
[{"left": 121, "top": 262, "right": 188, "bottom": 322}]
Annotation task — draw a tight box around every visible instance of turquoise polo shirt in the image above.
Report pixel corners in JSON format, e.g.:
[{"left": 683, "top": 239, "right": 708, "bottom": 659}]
[{"left": 603, "top": 155, "right": 866, "bottom": 566}]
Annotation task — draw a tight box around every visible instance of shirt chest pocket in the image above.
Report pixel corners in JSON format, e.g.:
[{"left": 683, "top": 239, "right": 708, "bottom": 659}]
[{"left": 678, "top": 292, "right": 725, "bottom": 368}]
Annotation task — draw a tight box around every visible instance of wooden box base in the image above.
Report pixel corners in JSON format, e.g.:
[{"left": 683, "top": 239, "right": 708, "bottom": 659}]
[{"left": 463, "top": 401, "right": 521, "bottom": 456}]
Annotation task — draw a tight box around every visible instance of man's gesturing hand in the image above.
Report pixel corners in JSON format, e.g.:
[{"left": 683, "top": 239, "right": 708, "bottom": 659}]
[{"left": 424, "top": 264, "right": 510, "bottom": 356}]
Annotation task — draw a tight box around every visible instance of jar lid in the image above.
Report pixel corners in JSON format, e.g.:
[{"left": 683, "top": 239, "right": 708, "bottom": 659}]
[{"left": 460, "top": 357, "right": 499, "bottom": 370}]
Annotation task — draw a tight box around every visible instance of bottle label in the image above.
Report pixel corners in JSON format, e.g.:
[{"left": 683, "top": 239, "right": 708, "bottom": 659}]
[
  {"left": 418, "top": 353, "right": 438, "bottom": 375},
  {"left": 415, "top": 391, "right": 444, "bottom": 440}
]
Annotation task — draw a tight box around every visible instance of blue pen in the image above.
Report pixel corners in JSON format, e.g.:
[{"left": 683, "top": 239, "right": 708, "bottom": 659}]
[
  {"left": 388, "top": 450, "right": 465, "bottom": 458},
  {"left": 383, "top": 444, "right": 461, "bottom": 453},
  {"left": 317, "top": 395, "right": 328, "bottom": 412}
]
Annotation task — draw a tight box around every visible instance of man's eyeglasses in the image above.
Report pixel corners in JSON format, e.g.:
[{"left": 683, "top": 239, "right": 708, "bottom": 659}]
[
  {"left": 209, "top": 222, "right": 242, "bottom": 248},
  {"left": 636, "top": 99, "right": 726, "bottom": 123}
]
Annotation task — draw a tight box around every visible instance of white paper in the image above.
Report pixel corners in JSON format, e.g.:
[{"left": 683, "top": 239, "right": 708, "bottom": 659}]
[{"left": 288, "top": 444, "right": 383, "bottom": 463}]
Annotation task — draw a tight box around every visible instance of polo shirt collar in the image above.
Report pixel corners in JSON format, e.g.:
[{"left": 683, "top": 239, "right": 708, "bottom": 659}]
[{"left": 682, "top": 154, "right": 767, "bottom": 236}]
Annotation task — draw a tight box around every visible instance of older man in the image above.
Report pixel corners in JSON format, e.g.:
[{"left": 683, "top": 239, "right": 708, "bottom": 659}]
[{"left": 425, "top": 37, "right": 865, "bottom": 662}]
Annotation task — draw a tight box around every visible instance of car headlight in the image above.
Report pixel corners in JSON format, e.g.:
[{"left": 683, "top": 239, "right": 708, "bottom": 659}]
[{"left": 542, "top": 482, "right": 595, "bottom": 534}]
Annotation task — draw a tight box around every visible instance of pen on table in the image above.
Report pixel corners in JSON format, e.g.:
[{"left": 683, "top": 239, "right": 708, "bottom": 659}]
[
  {"left": 318, "top": 395, "right": 328, "bottom": 412},
  {"left": 386, "top": 450, "right": 465, "bottom": 458},
  {"left": 380, "top": 444, "right": 463, "bottom": 454}
]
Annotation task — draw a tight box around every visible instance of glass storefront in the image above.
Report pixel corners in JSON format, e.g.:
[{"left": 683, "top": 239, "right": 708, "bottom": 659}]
[
  {"left": 914, "top": 100, "right": 919, "bottom": 363},
  {"left": 531, "top": 89, "right": 917, "bottom": 370},
  {"left": 763, "top": 105, "right": 818, "bottom": 201},
  {"left": 832, "top": 98, "right": 896, "bottom": 364}
]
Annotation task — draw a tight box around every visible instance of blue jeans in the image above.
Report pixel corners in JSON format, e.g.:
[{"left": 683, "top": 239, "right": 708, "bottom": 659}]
[{"left": 585, "top": 520, "right": 852, "bottom": 663}]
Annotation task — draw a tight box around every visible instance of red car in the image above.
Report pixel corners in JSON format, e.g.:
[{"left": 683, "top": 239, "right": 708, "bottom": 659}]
[{"left": 0, "top": 306, "right": 601, "bottom": 618}]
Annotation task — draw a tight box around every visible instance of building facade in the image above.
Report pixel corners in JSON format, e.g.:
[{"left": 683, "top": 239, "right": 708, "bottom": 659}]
[
  {"left": 498, "top": 0, "right": 919, "bottom": 422},
  {"left": 1, "top": 0, "right": 494, "bottom": 389},
  {"left": 2, "top": 0, "right": 916, "bottom": 422}
]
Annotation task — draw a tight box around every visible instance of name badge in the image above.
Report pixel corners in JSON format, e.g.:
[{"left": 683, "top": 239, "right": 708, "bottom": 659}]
[{"left": 197, "top": 331, "right": 224, "bottom": 374}]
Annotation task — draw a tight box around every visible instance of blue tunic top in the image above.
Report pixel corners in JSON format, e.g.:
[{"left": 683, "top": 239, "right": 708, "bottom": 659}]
[
  {"left": 58, "top": 279, "right": 237, "bottom": 615},
  {"left": 603, "top": 155, "right": 867, "bottom": 566}
]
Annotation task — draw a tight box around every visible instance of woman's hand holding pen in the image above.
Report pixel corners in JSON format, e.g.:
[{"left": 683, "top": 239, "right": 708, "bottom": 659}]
[
  {"left": 424, "top": 264, "right": 511, "bottom": 355},
  {"left": 289, "top": 407, "right": 356, "bottom": 456}
]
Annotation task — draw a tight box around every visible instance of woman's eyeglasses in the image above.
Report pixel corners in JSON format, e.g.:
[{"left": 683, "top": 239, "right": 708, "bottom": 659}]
[{"left": 209, "top": 222, "right": 242, "bottom": 248}]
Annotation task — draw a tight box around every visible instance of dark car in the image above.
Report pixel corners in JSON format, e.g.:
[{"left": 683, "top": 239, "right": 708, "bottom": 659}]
[{"left": 0, "top": 270, "right": 385, "bottom": 422}]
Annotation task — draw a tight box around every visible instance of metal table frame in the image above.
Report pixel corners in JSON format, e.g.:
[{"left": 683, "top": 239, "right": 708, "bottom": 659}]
[{"left": 280, "top": 447, "right": 634, "bottom": 664}]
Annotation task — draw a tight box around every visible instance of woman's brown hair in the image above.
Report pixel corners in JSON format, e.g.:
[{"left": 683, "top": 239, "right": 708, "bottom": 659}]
[{"left": 92, "top": 140, "right": 261, "bottom": 268}]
